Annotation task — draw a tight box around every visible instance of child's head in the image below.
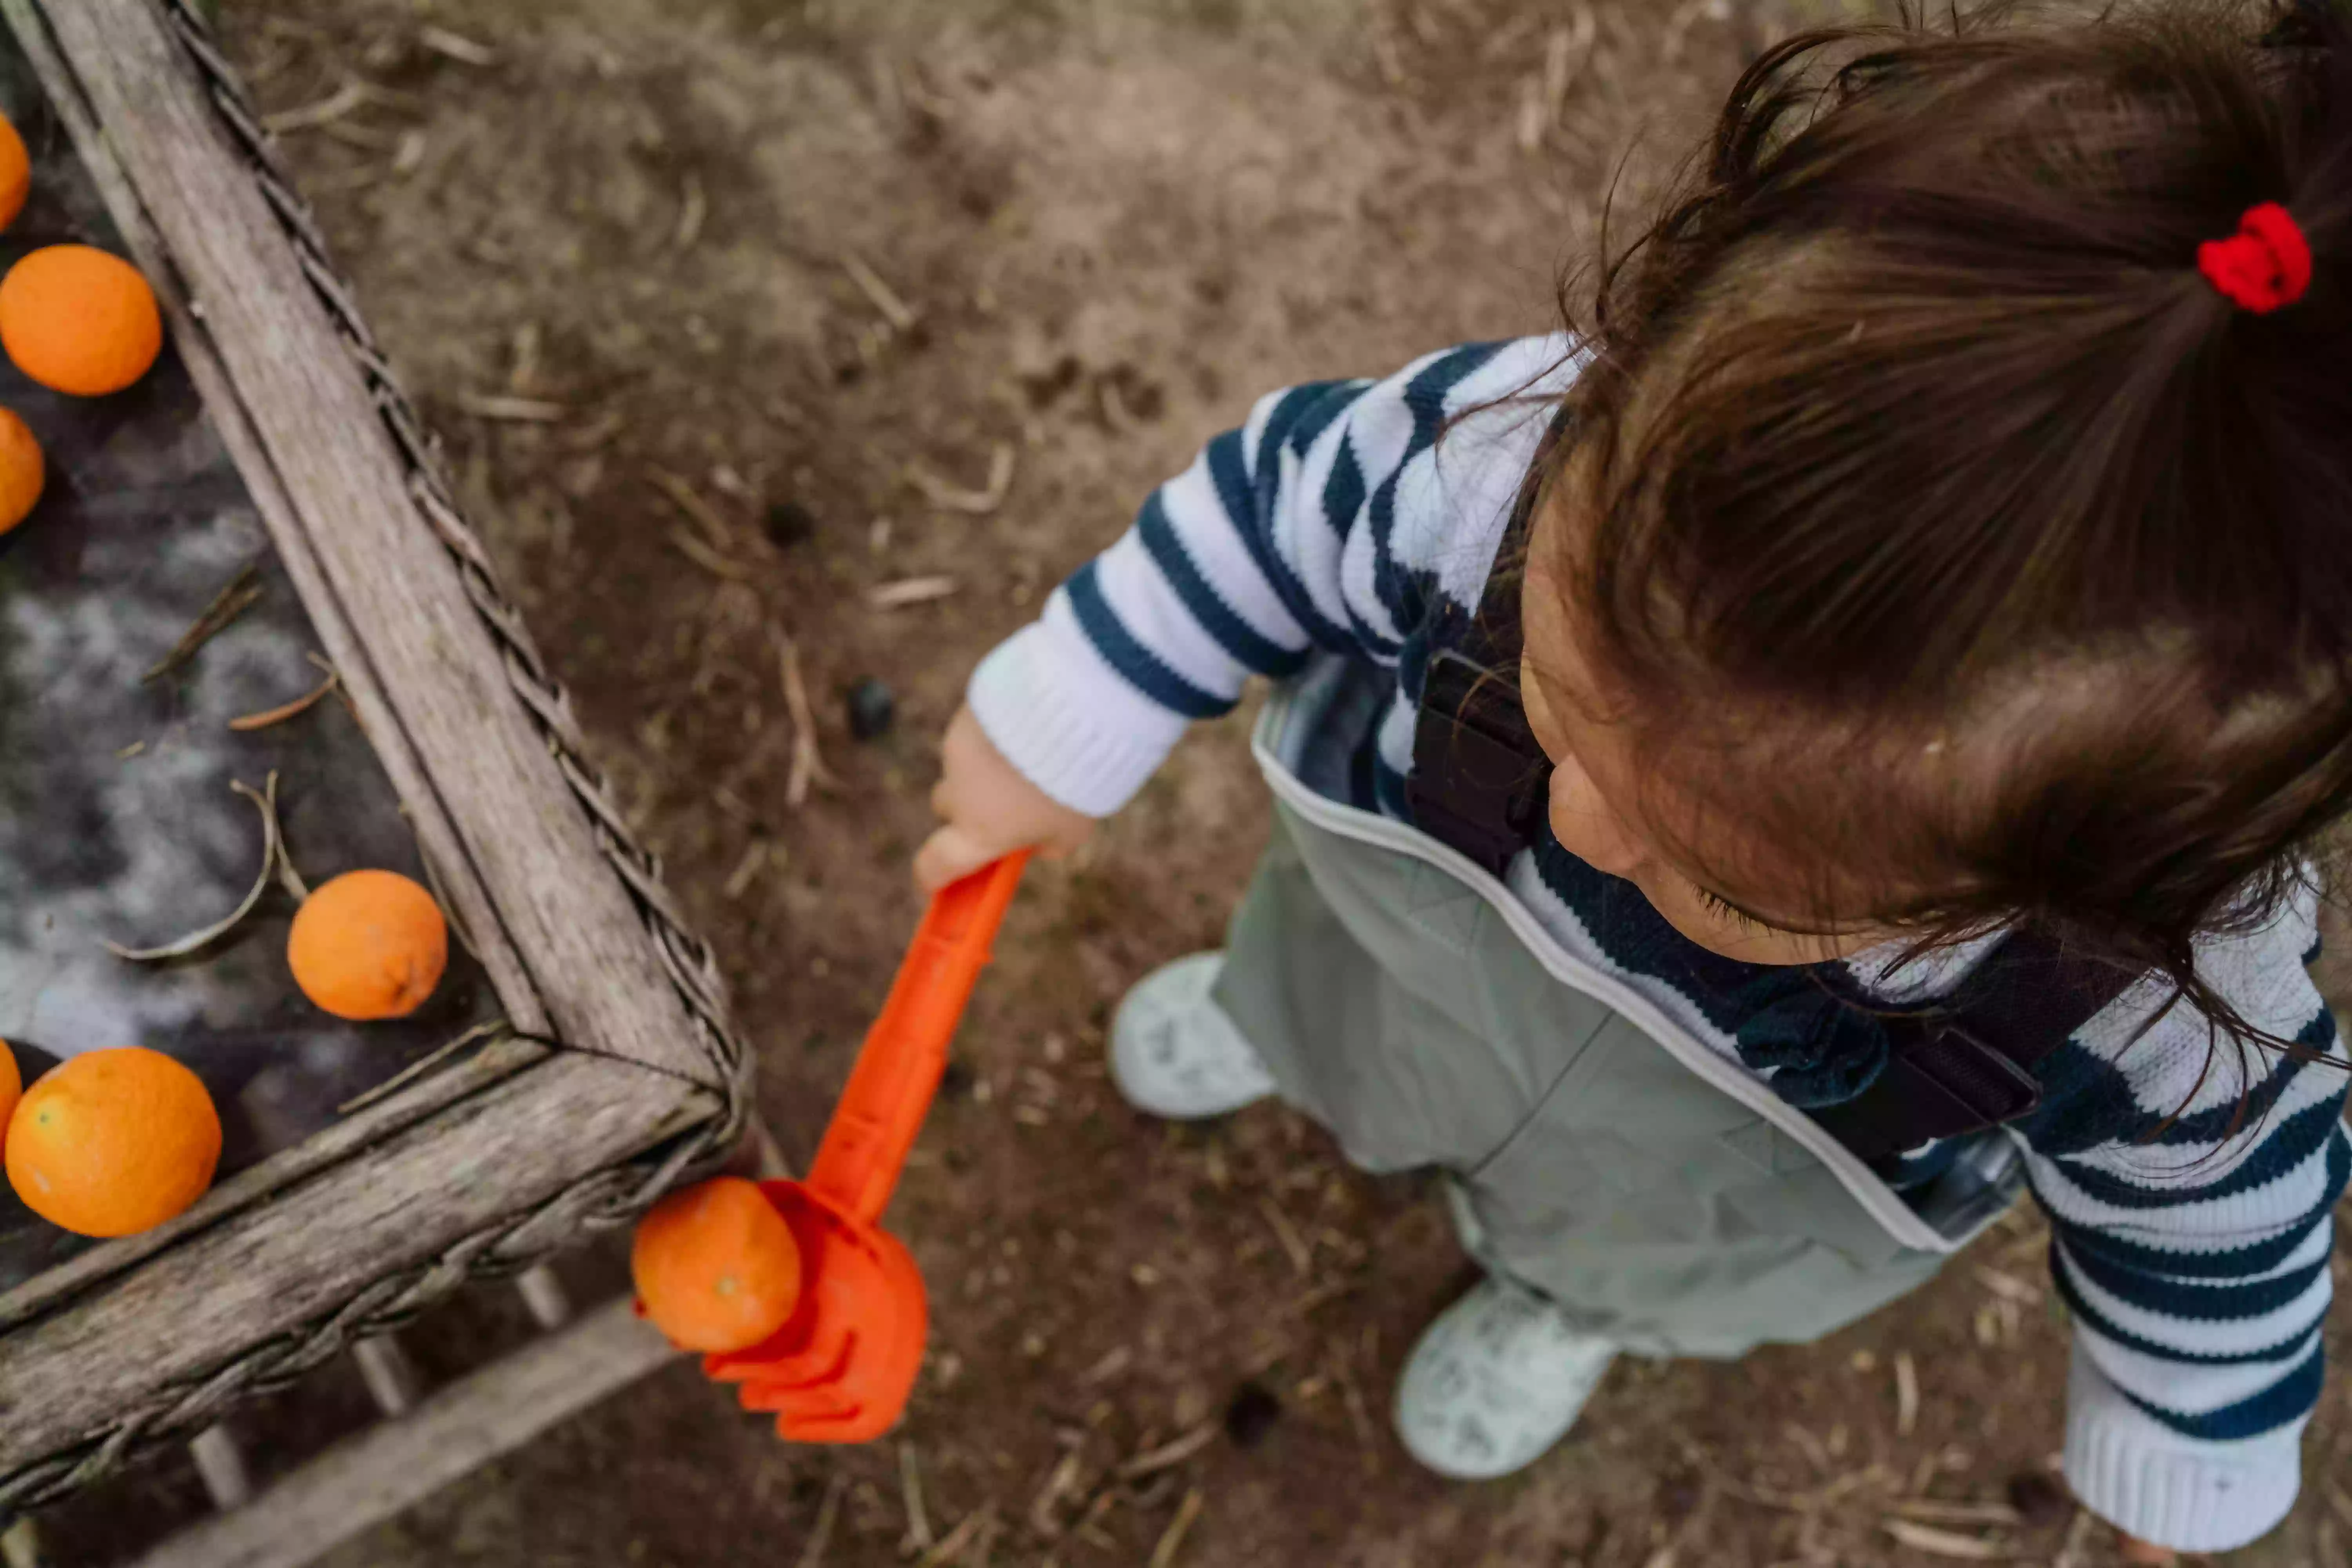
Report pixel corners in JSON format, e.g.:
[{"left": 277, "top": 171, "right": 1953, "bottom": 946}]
[{"left": 1519, "top": 1, "right": 2350, "bottom": 1010}]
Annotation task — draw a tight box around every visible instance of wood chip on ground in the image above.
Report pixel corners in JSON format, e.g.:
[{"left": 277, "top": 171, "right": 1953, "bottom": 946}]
[
  {"left": 915, "top": 1502, "right": 995, "bottom": 1568},
  {"left": 418, "top": 24, "right": 497, "bottom": 65},
  {"left": 869, "top": 575, "right": 959, "bottom": 609},
  {"left": 1147, "top": 1487, "right": 1205, "bottom": 1568},
  {"left": 1117, "top": 1423, "right": 1218, "bottom": 1481},
  {"left": 1879, "top": 1519, "right": 2009, "bottom": 1560},
  {"left": 899, "top": 1442, "right": 935, "bottom": 1553},
  {"left": 906, "top": 443, "right": 1016, "bottom": 514},
  {"left": 843, "top": 252, "right": 919, "bottom": 332},
  {"left": 456, "top": 390, "right": 567, "bottom": 422}
]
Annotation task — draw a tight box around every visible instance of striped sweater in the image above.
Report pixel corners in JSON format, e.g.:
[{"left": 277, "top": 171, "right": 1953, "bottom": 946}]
[{"left": 967, "top": 337, "right": 2349, "bottom": 1553}]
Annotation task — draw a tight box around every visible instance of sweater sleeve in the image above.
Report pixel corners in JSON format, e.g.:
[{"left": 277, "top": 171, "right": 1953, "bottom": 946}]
[
  {"left": 2010, "top": 889, "right": 2347, "bottom": 1553},
  {"left": 968, "top": 337, "right": 1572, "bottom": 815}
]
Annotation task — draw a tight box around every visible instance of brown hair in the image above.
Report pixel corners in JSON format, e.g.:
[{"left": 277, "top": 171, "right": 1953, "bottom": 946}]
[{"left": 1536, "top": 0, "right": 2351, "bottom": 1066}]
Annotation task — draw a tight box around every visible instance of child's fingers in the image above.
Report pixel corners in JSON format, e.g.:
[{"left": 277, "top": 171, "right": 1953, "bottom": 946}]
[
  {"left": 913, "top": 823, "right": 1004, "bottom": 892},
  {"left": 2116, "top": 1535, "right": 2176, "bottom": 1565}
]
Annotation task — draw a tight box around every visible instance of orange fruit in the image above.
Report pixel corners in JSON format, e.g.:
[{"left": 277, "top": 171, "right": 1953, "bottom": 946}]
[
  {"left": 0, "top": 114, "right": 29, "bottom": 234},
  {"left": 632, "top": 1177, "right": 803, "bottom": 1353},
  {"left": 6, "top": 1047, "right": 221, "bottom": 1238},
  {"left": 0, "top": 1040, "right": 19, "bottom": 1151},
  {"left": 0, "top": 407, "right": 44, "bottom": 532},
  {"left": 288, "top": 870, "right": 448, "bottom": 1021},
  {"left": 0, "top": 245, "right": 163, "bottom": 396}
]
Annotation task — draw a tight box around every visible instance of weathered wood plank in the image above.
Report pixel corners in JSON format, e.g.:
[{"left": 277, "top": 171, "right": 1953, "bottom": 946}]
[
  {"left": 29, "top": 0, "right": 717, "bottom": 1088},
  {"left": 0, "top": 1056, "right": 717, "bottom": 1474},
  {"left": 129, "top": 1300, "right": 683, "bottom": 1568},
  {"left": 0, "top": 1035, "right": 544, "bottom": 1334}
]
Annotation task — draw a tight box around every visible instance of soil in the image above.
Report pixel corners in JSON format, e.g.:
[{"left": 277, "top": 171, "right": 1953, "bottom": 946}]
[{"left": 47, "top": 0, "right": 2352, "bottom": 1564}]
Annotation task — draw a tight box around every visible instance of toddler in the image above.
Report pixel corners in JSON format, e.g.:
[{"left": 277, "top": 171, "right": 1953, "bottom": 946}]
[{"left": 920, "top": 2, "right": 2351, "bottom": 1558}]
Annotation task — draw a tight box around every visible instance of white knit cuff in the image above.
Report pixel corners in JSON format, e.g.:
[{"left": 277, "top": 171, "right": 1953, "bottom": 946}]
[
  {"left": 2062, "top": 1346, "right": 2302, "bottom": 1553},
  {"left": 966, "top": 620, "right": 1190, "bottom": 818}
]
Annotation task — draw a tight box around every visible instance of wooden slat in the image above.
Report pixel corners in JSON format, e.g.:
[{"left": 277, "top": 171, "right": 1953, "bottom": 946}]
[
  {"left": 129, "top": 1301, "right": 683, "bottom": 1568},
  {"left": 26, "top": 0, "right": 715, "bottom": 1089},
  {"left": 188, "top": 1426, "right": 252, "bottom": 1512},
  {"left": 0, "top": 1056, "right": 716, "bottom": 1474},
  {"left": 0, "top": 1035, "right": 543, "bottom": 1334}
]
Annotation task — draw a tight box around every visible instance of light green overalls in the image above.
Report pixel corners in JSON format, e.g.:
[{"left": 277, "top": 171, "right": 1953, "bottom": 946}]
[{"left": 1213, "top": 662, "right": 2021, "bottom": 1358}]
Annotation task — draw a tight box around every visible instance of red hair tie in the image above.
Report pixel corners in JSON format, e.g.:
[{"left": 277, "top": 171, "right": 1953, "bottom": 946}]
[{"left": 2197, "top": 201, "right": 2312, "bottom": 314}]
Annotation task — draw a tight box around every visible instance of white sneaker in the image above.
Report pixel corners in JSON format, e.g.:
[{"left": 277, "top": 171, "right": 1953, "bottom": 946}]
[
  {"left": 1108, "top": 952, "right": 1277, "bottom": 1120},
  {"left": 1395, "top": 1279, "right": 1617, "bottom": 1480}
]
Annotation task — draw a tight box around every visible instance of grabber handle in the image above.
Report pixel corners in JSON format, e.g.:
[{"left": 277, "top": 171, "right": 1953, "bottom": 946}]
[{"left": 806, "top": 851, "right": 1029, "bottom": 1223}]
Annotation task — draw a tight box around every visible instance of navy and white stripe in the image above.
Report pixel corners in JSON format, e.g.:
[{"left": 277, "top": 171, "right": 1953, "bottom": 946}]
[{"left": 967, "top": 338, "right": 2347, "bottom": 1552}]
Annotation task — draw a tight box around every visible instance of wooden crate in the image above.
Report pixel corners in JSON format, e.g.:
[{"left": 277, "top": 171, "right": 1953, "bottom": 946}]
[{"left": 0, "top": 0, "right": 746, "bottom": 1525}]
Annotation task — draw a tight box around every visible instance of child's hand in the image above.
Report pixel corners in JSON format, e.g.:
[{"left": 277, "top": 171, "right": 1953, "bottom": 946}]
[
  {"left": 915, "top": 703, "right": 1094, "bottom": 890},
  {"left": 2118, "top": 1534, "right": 2176, "bottom": 1565}
]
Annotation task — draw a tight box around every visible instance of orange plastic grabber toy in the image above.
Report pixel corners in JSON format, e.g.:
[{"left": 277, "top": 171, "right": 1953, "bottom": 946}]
[{"left": 705, "top": 851, "right": 1029, "bottom": 1442}]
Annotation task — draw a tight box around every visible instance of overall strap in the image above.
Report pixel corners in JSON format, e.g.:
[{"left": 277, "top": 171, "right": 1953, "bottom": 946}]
[
  {"left": 1807, "top": 932, "right": 2138, "bottom": 1162},
  {"left": 1403, "top": 410, "right": 1558, "bottom": 877}
]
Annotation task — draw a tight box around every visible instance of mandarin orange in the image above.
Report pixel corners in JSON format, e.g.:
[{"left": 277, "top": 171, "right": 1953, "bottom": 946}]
[
  {"left": 0, "top": 114, "right": 28, "bottom": 234},
  {"left": 0, "top": 1040, "right": 18, "bottom": 1151},
  {"left": 287, "top": 869, "right": 448, "bottom": 1021},
  {"left": 632, "top": 1177, "right": 804, "bottom": 1354},
  {"left": 5, "top": 1047, "right": 221, "bottom": 1237},
  {"left": 0, "top": 245, "right": 163, "bottom": 396},
  {"left": 0, "top": 407, "right": 44, "bottom": 533}
]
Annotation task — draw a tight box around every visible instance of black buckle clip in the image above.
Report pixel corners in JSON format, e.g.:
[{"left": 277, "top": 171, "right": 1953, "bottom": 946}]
[{"left": 1406, "top": 649, "right": 1551, "bottom": 877}]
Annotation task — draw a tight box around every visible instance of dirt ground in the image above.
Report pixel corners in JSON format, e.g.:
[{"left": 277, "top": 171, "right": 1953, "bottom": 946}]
[{"left": 65, "top": 0, "right": 2352, "bottom": 1563}]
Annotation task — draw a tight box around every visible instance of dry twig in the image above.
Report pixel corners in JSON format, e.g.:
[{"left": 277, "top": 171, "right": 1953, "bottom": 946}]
[
  {"left": 1879, "top": 1519, "right": 2007, "bottom": 1559},
  {"left": 336, "top": 1020, "right": 508, "bottom": 1115},
  {"left": 1118, "top": 1423, "right": 1218, "bottom": 1481},
  {"left": 418, "top": 25, "right": 497, "bottom": 65},
  {"left": 724, "top": 840, "right": 771, "bottom": 900},
  {"left": 107, "top": 772, "right": 287, "bottom": 960},
  {"left": 869, "top": 575, "right": 959, "bottom": 610},
  {"left": 1147, "top": 1488, "right": 1205, "bottom": 1568},
  {"left": 232, "top": 778, "right": 310, "bottom": 903},
  {"left": 773, "top": 628, "right": 838, "bottom": 806},
  {"left": 229, "top": 662, "right": 341, "bottom": 731},
  {"left": 1889, "top": 1499, "right": 2022, "bottom": 1528},
  {"left": 794, "top": 1474, "right": 847, "bottom": 1568},
  {"left": 1259, "top": 1198, "right": 1312, "bottom": 1278},
  {"left": 843, "top": 253, "right": 918, "bottom": 332},
  {"left": 1894, "top": 1350, "right": 1920, "bottom": 1437},
  {"left": 1028, "top": 1450, "right": 1085, "bottom": 1539},
  {"left": 2051, "top": 1507, "right": 2095, "bottom": 1568},
  {"left": 668, "top": 528, "right": 751, "bottom": 582},
  {"left": 262, "top": 78, "right": 371, "bottom": 133},
  {"left": 146, "top": 565, "right": 262, "bottom": 683},
  {"left": 674, "top": 174, "right": 708, "bottom": 250},
  {"left": 906, "top": 444, "right": 1016, "bottom": 515},
  {"left": 650, "top": 469, "right": 738, "bottom": 552},
  {"left": 456, "top": 391, "right": 566, "bottom": 422},
  {"left": 899, "top": 1443, "right": 936, "bottom": 1553},
  {"left": 915, "top": 1503, "right": 995, "bottom": 1567}
]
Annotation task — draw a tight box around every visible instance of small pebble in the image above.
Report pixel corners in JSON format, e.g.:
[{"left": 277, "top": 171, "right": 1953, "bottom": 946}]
[
  {"left": 1223, "top": 1381, "right": 1283, "bottom": 1450},
  {"left": 940, "top": 1059, "right": 976, "bottom": 1100},
  {"left": 846, "top": 677, "right": 895, "bottom": 741},
  {"left": 762, "top": 499, "right": 818, "bottom": 549},
  {"left": 2005, "top": 1469, "right": 2072, "bottom": 1526}
]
